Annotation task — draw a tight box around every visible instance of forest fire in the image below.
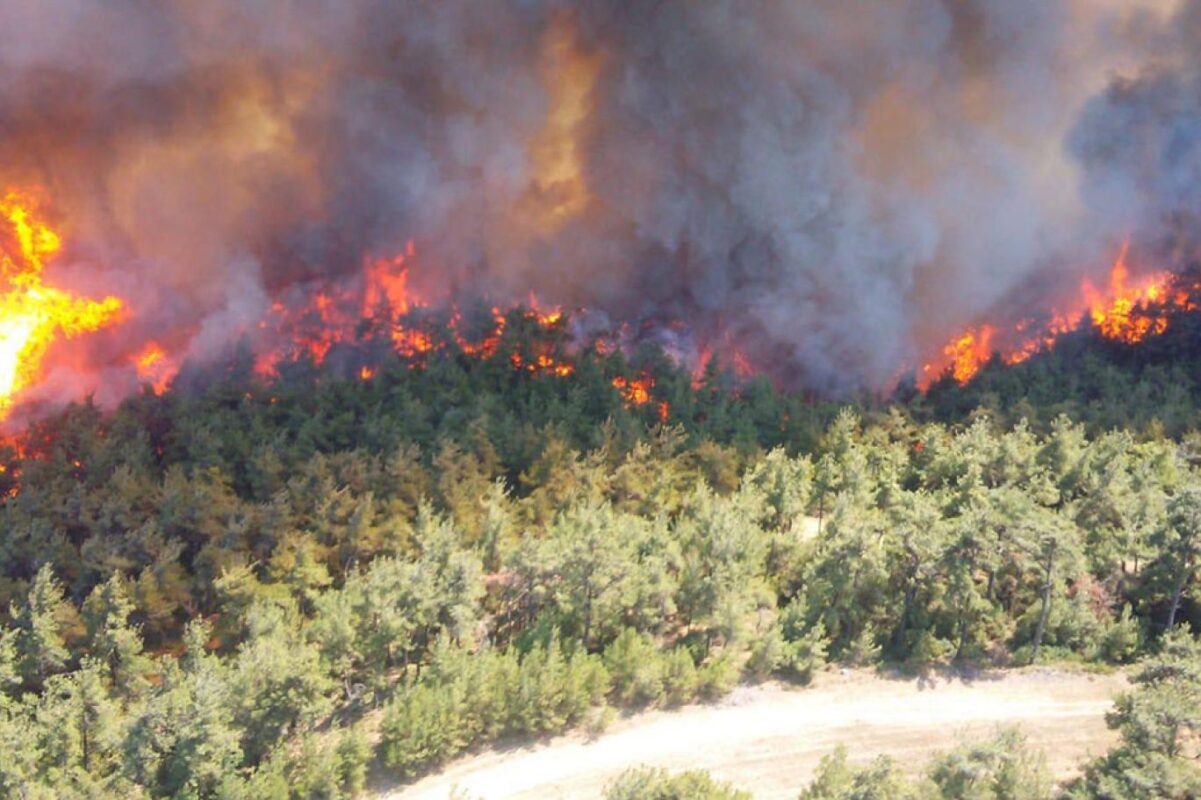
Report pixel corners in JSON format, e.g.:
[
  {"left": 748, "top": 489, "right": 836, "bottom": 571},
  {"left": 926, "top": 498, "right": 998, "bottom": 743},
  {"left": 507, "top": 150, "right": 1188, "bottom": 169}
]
[
  {"left": 691, "top": 346, "right": 754, "bottom": 389},
  {"left": 939, "top": 326, "right": 996, "bottom": 386},
  {"left": 0, "top": 188, "right": 687, "bottom": 422},
  {"left": 6, "top": 184, "right": 1200, "bottom": 419},
  {"left": 9, "top": 8, "right": 1201, "bottom": 794},
  {"left": 0, "top": 191, "right": 124, "bottom": 416},
  {"left": 3, "top": 180, "right": 1201, "bottom": 418},
  {"left": 132, "top": 342, "right": 175, "bottom": 394},
  {"left": 612, "top": 375, "right": 652, "bottom": 405},
  {"left": 1084, "top": 244, "right": 1178, "bottom": 345},
  {"left": 250, "top": 247, "right": 581, "bottom": 383},
  {"left": 920, "top": 245, "right": 1199, "bottom": 389},
  {"left": 612, "top": 374, "right": 670, "bottom": 422}
]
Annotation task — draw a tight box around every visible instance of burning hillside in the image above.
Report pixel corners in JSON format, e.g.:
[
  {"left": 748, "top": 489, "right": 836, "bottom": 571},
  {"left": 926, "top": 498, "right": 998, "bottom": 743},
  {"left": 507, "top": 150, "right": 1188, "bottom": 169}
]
[
  {"left": 919, "top": 243, "right": 1201, "bottom": 388},
  {"left": 0, "top": 187, "right": 692, "bottom": 427},
  {"left": 2, "top": 2, "right": 1201, "bottom": 413}
]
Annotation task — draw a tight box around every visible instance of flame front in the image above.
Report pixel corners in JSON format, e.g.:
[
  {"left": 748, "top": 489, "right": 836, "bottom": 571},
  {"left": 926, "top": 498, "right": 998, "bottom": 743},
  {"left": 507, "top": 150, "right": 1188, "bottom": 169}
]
[
  {"left": 612, "top": 374, "right": 669, "bottom": 422},
  {"left": 253, "top": 251, "right": 580, "bottom": 382},
  {"left": 0, "top": 191, "right": 123, "bottom": 416},
  {"left": 921, "top": 243, "right": 1197, "bottom": 389},
  {"left": 17, "top": 192, "right": 1189, "bottom": 413}
]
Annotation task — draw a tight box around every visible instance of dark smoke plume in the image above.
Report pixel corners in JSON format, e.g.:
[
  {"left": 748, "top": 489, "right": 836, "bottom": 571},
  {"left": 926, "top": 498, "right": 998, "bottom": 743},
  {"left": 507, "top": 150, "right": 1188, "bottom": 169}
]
[{"left": 0, "top": 0, "right": 1197, "bottom": 396}]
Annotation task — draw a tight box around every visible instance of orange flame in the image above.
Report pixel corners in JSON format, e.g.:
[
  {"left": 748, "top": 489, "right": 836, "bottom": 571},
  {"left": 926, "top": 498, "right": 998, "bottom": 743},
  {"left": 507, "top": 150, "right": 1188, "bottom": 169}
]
[
  {"left": 921, "top": 244, "right": 1196, "bottom": 389},
  {"left": 691, "top": 343, "right": 755, "bottom": 388},
  {"left": 945, "top": 325, "right": 995, "bottom": 385},
  {"left": 0, "top": 190, "right": 124, "bottom": 415},
  {"left": 131, "top": 341, "right": 176, "bottom": 394},
  {"left": 250, "top": 246, "right": 581, "bottom": 383},
  {"left": 613, "top": 375, "right": 652, "bottom": 405},
  {"left": 1083, "top": 242, "right": 1171, "bottom": 344},
  {"left": 612, "top": 374, "right": 669, "bottom": 420}
]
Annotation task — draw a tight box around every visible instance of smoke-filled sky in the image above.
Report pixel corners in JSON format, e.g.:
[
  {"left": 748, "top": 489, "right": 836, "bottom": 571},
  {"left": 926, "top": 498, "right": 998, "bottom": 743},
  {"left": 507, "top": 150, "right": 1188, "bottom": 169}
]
[{"left": 0, "top": 0, "right": 1198, "bottom": 394}]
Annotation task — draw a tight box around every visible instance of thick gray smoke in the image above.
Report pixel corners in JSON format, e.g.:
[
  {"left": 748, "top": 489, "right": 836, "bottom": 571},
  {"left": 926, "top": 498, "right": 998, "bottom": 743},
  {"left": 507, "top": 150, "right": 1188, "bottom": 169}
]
[
  {"left": 0, "top": 0, "right": 1196, "bottom": 395},
  {"left": 1071, "top": 1, "right": 1201, "bottom": 268}
]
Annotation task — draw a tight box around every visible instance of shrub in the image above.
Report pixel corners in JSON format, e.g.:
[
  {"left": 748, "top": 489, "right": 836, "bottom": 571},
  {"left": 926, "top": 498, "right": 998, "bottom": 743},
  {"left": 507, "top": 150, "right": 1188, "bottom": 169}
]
[
  {"left": 604, "top": 629, "right": 664, "bottom": 706},
  {"left": 605, "top": 767, "right": 751, "bottom": 800},
  {"left": 696, "top": 653, "right": 739, "bottom": 699},
  {"left": 660, "top": 647, "right": 700, "bottom": 706}
]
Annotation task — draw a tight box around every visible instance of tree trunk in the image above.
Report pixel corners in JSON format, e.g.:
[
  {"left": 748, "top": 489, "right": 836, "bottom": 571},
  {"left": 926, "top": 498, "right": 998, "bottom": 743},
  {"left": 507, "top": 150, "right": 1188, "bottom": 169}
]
[
  {"left": 1031, "top": 541, "right": 1056, "bottom": 664},
  {"left": 895, "top": 581, "right": 915, "bottom": 651},
  {"left": 1166, "top": 559, "right": 1191, "bottom": 630},
  {"left": 894, "top": 554, "right": 918, "bottom": 652},
  {"left": 954, "top": 613, "right": 969, "bottom": 662},
  {"left": 582, "top": 583, "right": 594, "bottom": 652},
  {"left": 81, "top": 711, "right": 91, "bottom": 772}
]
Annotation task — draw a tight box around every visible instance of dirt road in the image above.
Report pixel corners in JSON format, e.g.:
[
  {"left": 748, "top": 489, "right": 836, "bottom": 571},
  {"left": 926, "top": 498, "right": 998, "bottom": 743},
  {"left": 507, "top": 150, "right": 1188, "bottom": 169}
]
[{"left": 378, "top": 667, "right": 1126, "bottom": 800}]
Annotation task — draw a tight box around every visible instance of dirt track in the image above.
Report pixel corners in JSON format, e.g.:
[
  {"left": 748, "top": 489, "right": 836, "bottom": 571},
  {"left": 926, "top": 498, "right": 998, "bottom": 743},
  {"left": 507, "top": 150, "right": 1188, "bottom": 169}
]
[{"left": 378, "top": 667, "right": 1127, "bottom": 800}]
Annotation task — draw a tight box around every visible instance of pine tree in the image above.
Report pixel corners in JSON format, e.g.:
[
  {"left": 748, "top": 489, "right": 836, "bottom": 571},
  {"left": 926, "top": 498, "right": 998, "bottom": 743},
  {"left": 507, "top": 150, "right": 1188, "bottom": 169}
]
[
  {"left": 82, "top": 572, "right": 150, "bottom": 694},
  {"left": 13, "top": 564, "right": 75, "bottom": 690},
  {"left": 1154, "top": 485, "right": 1201, "bottom": 630}
]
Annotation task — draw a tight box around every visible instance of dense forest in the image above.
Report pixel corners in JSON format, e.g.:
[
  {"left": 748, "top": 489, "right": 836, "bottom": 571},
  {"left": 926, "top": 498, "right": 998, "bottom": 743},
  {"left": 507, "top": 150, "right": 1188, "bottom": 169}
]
[{"left": 0, "top": 308, "right": 1200, "bottom": 798}]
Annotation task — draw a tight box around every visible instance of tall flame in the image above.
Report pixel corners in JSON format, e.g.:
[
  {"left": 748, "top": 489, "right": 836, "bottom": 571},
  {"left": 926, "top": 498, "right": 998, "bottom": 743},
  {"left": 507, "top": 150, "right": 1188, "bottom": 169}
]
[
  {"left": 1083, "top": 242, "right": 1171, "bottom": 344},
  {"left": 941, "top": 325, "right": 996, "bottom": 385},
  {"left": 0, "top": 191, "right": 123, "bottom": 415}
]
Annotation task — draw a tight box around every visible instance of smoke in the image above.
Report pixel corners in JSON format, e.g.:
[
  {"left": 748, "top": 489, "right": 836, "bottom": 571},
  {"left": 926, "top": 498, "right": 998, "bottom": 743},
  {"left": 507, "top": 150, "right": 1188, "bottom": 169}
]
[
  {"left": 1070, "top": 0, "right": 1201, "bottom": 266},
  {"left": 0, "top": 0, "right": 1197, "bottom": 396}
]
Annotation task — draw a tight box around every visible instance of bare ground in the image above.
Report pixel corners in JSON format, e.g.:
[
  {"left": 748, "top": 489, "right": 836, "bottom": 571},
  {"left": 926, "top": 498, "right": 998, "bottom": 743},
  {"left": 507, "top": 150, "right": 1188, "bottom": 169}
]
[{"left": 375, "top": 667, "right": 1127, "bottom": 800}]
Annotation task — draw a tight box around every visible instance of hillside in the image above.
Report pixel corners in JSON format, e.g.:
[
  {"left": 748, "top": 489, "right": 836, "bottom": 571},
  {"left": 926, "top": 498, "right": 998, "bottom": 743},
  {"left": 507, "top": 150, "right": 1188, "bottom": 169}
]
[
  {"left": 0, "top": 339, "right": 1199, "bottom": 797},
  {"left": 917, "top": 272, "right": 1201, "bottom": 435}
]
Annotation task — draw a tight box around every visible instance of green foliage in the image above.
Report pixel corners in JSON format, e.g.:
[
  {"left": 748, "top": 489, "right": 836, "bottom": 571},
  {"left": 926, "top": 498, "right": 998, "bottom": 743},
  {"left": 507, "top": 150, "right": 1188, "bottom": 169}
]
[
  {"left": 695, "top": 652, "right": 740, "bottom": 699},
  {"left": 604, "top": 628, "right": 664, "bottom": 706},
  {"left": 605, "top": 766, "right": 751, "bottom": 800},
  {"left": 12, "top": 565, "right": 77, "bottom": 690},
  {"left": 335, "top": 724, "right": 371, "bottom": 796},
  {"left": 379, "top": 678, "right": 466, "bottom": 778},
  {"left": 799, "top": 747, "right": 917, "bottom": 799},
  {"left": 82, "top": 573, "right": 150, "bottom": 695},
  {"left": 1068, "top": 628, "right": 1201, "bottom": 799},
  {"left": 924, "top": 729, "right": 1053, "bottom": 799},
  {"left": 229, "top": 603, "right": 333, "bottom": 765},
  {"left": 380, "top": 638, "right": 607, "bottom": 777},
  {"left": 797, "top": 730, "right": 1052, "bottom": 799},
  {"left": 660, "top": 646, "right": 699, "bottom": 705},
  {"left": 0, "top": 319, "right": 1199, "bottom": 793}
]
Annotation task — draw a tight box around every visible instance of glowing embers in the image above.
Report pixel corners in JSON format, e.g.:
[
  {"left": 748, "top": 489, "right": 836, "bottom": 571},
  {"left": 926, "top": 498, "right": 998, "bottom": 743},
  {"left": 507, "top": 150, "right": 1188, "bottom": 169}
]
[
  {"left": 507, "top": 300, "right": 575, "bottom": 378},
  {"left": 921, "top": 244, "right": 1197, "bottom": 389},
  {"left": 253, "top": 247, "right": 579, "bottom": 382},
  {"left": 0, "top": 191, "right": 124, "bottom": 415}
]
